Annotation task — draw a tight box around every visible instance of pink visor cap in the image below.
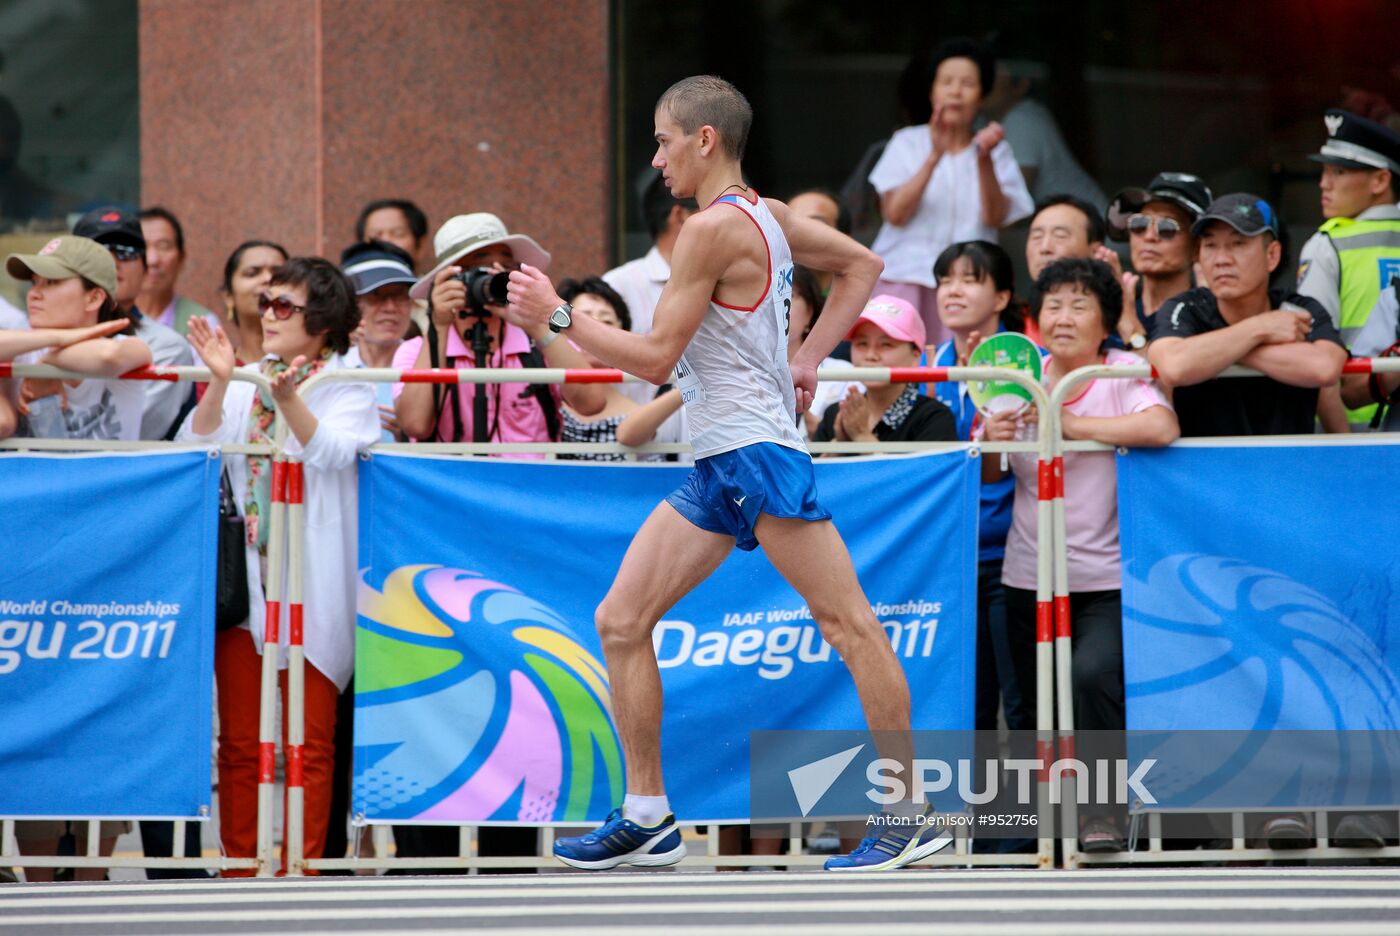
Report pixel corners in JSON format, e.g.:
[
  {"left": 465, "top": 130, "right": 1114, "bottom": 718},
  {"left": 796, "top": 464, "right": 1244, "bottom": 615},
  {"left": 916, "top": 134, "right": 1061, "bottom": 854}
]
[{"left": 846, "top": 294, "right": 926, "bottom": 347}]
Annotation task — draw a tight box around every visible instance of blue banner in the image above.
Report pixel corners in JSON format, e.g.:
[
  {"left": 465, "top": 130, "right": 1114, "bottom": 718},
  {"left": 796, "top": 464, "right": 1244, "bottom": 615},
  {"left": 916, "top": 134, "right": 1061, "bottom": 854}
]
[
  {"left": 0, "top": 451, "right": 218, "bottom": 819},
  {"left": 354, "top": 450, "right": 978, "bottom": 824},
  {"left": 1117, "top": 443, "right": 1400, "bottom": 809}
]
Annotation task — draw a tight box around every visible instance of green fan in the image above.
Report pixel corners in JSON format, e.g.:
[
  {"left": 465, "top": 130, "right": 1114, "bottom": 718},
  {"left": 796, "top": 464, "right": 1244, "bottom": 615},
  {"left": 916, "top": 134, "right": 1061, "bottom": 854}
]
[{"left": 965, "top": 332, "right": 1042, "bottom": 415}]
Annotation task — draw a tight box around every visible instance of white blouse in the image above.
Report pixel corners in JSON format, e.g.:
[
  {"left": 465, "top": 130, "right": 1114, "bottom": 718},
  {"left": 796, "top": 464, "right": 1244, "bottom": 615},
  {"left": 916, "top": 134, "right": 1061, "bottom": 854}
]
[
  {"left": 177, "top": 353, "right": 379, "bottom": 689},
  {"left": 868, "top": 125, "right": 1034, "bottom": 288}
]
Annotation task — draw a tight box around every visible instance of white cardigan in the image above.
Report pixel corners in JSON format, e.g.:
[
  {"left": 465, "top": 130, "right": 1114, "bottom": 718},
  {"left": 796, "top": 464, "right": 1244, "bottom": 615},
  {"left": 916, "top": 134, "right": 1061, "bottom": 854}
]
[{"left": 178, "top": 354, "right": 379, "bottom": 689}]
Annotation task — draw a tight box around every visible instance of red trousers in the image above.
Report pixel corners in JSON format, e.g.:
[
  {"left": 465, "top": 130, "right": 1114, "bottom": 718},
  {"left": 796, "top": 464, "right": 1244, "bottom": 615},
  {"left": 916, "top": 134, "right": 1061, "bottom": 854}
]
[{"left": 215, "top": 627, "right": 340, "bottom": 876}]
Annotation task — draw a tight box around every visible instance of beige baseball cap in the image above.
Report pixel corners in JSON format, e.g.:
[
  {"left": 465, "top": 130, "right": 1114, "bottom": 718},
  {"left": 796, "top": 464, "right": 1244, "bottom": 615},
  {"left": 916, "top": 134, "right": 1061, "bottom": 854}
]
[{"left": 6, "top": 235, "right": 118, "bottom": 298}]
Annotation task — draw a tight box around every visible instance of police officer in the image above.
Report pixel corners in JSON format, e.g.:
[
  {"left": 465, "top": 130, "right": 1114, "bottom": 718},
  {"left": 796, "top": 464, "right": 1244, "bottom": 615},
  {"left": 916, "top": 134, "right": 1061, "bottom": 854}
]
[{"left": 1297, "top": 108, "right": 1400, "bottom": 427}]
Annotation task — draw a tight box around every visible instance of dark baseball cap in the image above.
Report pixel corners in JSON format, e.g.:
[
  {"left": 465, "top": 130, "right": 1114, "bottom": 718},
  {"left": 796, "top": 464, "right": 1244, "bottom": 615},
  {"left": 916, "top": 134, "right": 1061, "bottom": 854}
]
[
  {"left": 6, "top": 235, "right": 118, "bottom": 298},
  {"left": 73, "top": 205, "right": 146, "bottom": 251},
  {"left": 1310, "top": 108, "right": 1400, "bottom": 174},
  {"left": 1106, "top": 172, "right": 1214, "bottom": 241},
  {"left": 340, "top": 241, "right": 418, "bottom": 296},
  {"left": 1190, "top": 193, "right": 1281, "bottom": 238}
]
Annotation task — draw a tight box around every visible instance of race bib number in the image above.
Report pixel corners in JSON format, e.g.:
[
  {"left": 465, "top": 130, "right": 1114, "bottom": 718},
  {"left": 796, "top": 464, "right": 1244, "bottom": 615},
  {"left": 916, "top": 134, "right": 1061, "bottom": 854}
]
[
  {"left": 773, "top": 263, "right": 795, "bottom": 361},
  {"left": 675, "top": 354, "right": 706, "bottom": 406}
]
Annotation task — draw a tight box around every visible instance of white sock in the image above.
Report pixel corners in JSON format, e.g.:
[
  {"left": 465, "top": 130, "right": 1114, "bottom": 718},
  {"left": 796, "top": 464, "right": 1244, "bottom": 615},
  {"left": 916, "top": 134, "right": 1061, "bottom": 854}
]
[
  {"left": 887, "top": 799, "right": 924, "bottom": 820},
  {"left": 623, "top": 793, "right": 671, "bottom": 827}
]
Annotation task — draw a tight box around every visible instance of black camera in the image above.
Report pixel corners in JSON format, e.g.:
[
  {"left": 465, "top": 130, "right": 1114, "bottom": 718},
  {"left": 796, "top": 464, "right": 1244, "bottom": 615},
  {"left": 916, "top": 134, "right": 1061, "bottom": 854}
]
[{"left": 453, "top": 266, "right": 510, "bottom": 317}]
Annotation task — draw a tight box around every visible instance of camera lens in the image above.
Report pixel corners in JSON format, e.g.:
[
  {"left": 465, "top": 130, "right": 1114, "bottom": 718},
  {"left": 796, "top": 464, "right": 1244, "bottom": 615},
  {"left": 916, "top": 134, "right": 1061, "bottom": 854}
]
[{"left": 459, "top": 267, "right": 511, "bottom": 308}]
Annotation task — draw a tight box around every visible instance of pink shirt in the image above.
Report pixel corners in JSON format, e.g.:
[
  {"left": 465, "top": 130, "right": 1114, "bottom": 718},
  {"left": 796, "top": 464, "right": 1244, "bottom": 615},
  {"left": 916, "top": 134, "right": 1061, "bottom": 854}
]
[
  {"left": 391, "top": 323, "right": 562, "bottom": 455},
  {"left": 1001, "top": 349, "right": 1172, "bottom": 592}
]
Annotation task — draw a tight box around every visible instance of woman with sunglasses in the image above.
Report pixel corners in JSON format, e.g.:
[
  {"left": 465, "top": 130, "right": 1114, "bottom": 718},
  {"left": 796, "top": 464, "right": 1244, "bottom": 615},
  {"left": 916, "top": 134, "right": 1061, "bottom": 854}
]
[
  {"left": 1104, "top": 172, "right": 1213, "bottom": 346},
  {"left": 179, "top": 256, "right": 379, "bottom": 875}
]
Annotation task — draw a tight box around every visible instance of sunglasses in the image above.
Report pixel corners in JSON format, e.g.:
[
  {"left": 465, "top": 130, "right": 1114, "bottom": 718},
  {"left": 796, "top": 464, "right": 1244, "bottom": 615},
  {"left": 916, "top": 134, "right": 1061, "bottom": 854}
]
[
  {"left": 107, "top": 244, "right": 144, "bottom": 262},
  {"left": 1127, "top": 214, "right": 1183, "bottom": 239},
  {"left": 258, "top": 293, "right": 308, "bottom": 320}
]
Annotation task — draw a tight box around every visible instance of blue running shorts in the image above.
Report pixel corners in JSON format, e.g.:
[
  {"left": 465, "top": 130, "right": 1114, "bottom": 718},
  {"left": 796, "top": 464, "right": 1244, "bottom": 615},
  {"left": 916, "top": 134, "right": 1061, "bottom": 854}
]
[{"left": 664, "top": 442, "right": 831, "bottom": 551}]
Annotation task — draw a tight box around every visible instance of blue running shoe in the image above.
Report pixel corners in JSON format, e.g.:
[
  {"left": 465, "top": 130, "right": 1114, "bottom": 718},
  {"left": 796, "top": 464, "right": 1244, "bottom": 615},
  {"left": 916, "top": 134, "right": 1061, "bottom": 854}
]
[
  {"left": 824, "top": 812, "right": 954, "bottom": 871},
  {"left": 553, "top": 808, "right": 687, "bottom": 870}
]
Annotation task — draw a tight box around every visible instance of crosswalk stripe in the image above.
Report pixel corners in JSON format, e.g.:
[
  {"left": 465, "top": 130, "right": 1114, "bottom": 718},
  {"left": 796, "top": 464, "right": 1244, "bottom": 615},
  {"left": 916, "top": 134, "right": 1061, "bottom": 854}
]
[
  {"left": 6, "top": 894, "right": 1400, "bottom": 927},
  {"left": 2, "top": 866, "right": 1397, "bottom": 897},
  {"left": 5, "top": 876, "right": 1400, "bottom": 909}
]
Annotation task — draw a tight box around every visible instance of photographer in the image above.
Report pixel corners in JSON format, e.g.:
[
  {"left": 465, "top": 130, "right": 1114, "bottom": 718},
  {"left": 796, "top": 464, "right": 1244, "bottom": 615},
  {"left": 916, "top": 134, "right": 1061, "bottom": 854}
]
[{"left": 394, "top": 214, "right": 604, "bottom": 448}]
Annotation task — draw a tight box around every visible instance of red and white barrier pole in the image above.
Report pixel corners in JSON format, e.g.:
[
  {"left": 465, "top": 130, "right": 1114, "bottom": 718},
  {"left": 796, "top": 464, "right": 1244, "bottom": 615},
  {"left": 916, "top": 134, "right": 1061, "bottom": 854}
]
[
  {"left": 254, "top": 458, "right": 288, "bottom": 876},
  {"left": 284, "top": 460, "right": 307, "bottom": 876}
]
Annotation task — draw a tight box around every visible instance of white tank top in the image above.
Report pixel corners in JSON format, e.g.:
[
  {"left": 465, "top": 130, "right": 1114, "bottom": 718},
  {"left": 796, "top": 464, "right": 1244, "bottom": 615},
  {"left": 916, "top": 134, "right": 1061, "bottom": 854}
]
[{"left": 674, "top": 192, "right": 807, "bottom": 460}]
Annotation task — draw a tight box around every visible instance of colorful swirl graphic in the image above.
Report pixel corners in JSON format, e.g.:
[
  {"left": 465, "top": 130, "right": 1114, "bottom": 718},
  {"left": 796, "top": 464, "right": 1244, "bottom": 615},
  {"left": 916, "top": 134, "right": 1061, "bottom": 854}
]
[{"left": 352, "top": 565, "right": 623, "bottom": 823}]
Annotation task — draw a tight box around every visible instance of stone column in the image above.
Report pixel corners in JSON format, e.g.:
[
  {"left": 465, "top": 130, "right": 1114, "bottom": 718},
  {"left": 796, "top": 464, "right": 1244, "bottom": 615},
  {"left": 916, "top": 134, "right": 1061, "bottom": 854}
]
[{"left": 140, "top": 0, "right": 610, "bottom": 311}]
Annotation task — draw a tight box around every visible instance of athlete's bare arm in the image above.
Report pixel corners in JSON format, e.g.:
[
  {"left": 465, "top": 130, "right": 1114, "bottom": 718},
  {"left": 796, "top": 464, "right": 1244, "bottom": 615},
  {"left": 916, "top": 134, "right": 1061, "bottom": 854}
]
[
  {"left": 504, "top": 209, "right": 738, "bottom": 385},
  {"left": 766, "top": 197, "right": 884, "bottom": 411}
]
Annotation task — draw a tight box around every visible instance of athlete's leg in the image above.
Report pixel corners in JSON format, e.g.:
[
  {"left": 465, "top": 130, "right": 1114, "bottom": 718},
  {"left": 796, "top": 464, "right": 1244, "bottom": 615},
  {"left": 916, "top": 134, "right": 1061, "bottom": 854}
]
[
  {"left": 596, "top": 501, "right": 734, "bottom": 796},
  {"left": 754, "top": 514, "right": 910, "bottom": 736},
  {"left": 755, "top": 515, "right": 952, "bottom": 871}
]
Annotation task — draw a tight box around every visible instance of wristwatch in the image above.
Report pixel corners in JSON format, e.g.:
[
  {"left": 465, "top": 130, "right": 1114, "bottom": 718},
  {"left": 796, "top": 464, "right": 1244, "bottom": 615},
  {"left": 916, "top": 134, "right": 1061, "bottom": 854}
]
[
  {"left": 1128, "top": 332, "right": 1148, "bottom": 351},
  {"left": 548, "top": 302, "right": 573, "bottom": 333}
]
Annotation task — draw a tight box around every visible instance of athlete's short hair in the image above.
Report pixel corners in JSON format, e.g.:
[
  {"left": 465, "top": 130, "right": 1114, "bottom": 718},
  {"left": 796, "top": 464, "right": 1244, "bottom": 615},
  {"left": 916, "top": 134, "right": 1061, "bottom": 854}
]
[{"left": 656, "top": 75, "right": 753, "bottom": 161}]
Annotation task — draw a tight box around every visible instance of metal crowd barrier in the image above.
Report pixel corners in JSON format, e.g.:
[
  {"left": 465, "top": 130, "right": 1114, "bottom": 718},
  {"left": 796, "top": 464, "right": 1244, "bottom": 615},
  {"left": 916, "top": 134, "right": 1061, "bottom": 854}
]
[
  {"left": 289, "top": 365, "right": 1057, "bottom": 874},
  {"left": 10, "top": 357, "right": 1396, "bottom": 878},
  {"left": 0, "top": 362, "right": 278, "bottom": 879},
  {"left": 1046, "top": 357, "right": 1400, "bottom": 868}
]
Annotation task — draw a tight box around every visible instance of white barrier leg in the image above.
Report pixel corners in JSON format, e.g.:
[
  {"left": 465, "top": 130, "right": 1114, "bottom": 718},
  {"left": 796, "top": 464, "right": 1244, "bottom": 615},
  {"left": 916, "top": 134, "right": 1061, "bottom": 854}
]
[
  {"left": 285, "top": 461, "right": 307, "bottom": 876},
  {"left": 1050, "top": 459, "right": 1080, "bottom": 867},
  {"left": 255, "top": 458, "right": 289, "bottom": 877},
  {"left": 1034, "top": 451, "right": 1057, "bottom": 869}
]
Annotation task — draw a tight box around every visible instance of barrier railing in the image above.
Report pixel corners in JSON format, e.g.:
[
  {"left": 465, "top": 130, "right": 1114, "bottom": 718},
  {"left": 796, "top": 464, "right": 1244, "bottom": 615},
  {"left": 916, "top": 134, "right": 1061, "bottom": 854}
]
[
  {"left": 290, "top": 365, "right": 1057, "bottom": 873},
  {"left": 1046, "top": 356, "right": 1400, "bottom": 868},
  {"left": 0, "top": 364, "right": 279, "bottom": 879},
  {"left": 17, "top": 355, "right": 1393, "bottom": 876}
]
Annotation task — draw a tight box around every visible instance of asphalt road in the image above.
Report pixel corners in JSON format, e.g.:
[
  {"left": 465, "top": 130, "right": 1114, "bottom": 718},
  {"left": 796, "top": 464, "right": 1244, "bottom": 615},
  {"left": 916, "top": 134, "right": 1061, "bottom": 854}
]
[{"left": 2, "top": 867, "right": 1398, "bottom": 935}]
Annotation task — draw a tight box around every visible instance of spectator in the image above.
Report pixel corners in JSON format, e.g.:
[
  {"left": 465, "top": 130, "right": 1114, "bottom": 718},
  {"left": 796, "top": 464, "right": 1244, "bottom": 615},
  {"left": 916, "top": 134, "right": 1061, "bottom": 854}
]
[
  {"left": 1148, "top": 194, "right": 1347, "bottom": 438},
  {"left": 72, "top": 206, "right": 196, "bottom": 440},
  {"left": 1297, "top": 109, "right": 1400, "bottom": 430},
  {"left": 797, "top": 265, "right": 858, "bottom": 436},
  {"left": 930, "top": 241, "right": 1032, "bottom": 742},
  {"left": 219, "top": 240, "right": 289, "bottom": 364},
  {"left": 4, "top": 235, "right": 151, "bottom": 442},
  {"left": 137, "top": 206, "right": 216, "bottom": 336},
  {"left": 1104, "top": 172, "right": 1212, "bottom": 347},
  {"left": 342, "top": 240, "right": 418, "bottom": 442},
  {"left": 786, "top": 188, "right": 853, "bottom": 296},
  {"left": 394, "top": 213, "right": 605, "bottom": 447},
  {"left": 604, "top": 174, "right": 699, "bottom": 403},
  {"left": 867, "top": 37, "right": 1034, "bottom": 348},
  {"left": 981, "top": 62, "right": 1106, "bottom": 207},
  {"left": 553, "top": 276, "right": 685, "bottom": 462},
  {"left": 1024, "top": 194, "right": 1105, "bottom": 344},
  {"left": 355, "top": 198, "right": 431, "bottom": 336},
  {"left": 1344, "top": 279, "right": 1400, "bottom": 429},
  {"left": 355, "top": 198, "right": 429, "bottom": 273},
  {"left": 984, "top": 257, "right": 1178, "bottom": 852},
  {"left": 1026, "top": 195, "right": 1105, "bottom": 284},
  {"left": 812, "top": 295, "right": 958, "bottom": 445},
  {"left": 179, "top": 256, "right": 379, "bottom": 876}
]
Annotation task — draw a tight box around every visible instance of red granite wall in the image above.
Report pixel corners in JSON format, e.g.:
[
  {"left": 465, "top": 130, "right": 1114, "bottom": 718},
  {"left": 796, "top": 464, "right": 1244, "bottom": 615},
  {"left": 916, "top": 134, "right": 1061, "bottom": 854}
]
[{"left": 140, "top": 0, "right": 611, "bottom": 311}]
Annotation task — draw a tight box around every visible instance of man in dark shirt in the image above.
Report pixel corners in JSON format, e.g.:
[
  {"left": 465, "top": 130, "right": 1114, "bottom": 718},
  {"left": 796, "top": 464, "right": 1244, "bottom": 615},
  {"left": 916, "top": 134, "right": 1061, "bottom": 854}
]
[
  {"left": 1148, "top": 194, "right": 1347, "bottom": 436},
  {"left": 813, "top": 294, "right": 958, "bottom": 444}
]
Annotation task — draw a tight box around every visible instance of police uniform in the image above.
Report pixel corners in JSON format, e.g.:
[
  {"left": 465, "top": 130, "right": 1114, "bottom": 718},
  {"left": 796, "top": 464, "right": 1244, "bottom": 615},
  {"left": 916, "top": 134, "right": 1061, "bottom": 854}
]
[{"left": 1296, "top": 109, "right": 1400, "bottom": 422}]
